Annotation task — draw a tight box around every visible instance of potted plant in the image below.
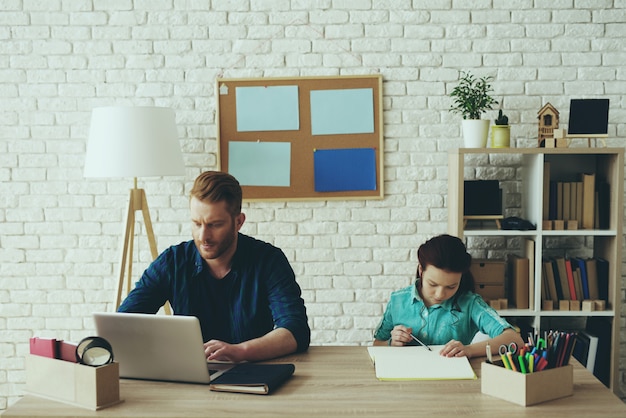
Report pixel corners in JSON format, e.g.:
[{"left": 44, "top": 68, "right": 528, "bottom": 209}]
[
  {"left": 449, "top": 71, "right": 498, "bottom": 148},
  {"left": 491, "top": 108, "right": 510, "bottom": 148}
]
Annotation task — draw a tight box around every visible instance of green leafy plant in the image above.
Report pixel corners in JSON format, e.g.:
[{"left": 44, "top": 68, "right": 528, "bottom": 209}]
[
  {"left": 449, "top": 71, "right": 498, "bottom": 120},
  {"left": 495, "top": 109, "right": 509, "bottom": 125}
]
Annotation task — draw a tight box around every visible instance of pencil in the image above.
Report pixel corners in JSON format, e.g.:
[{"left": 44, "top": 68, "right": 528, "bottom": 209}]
[{"left": 410, "top": 333, "right": 432, "bottom": 351}]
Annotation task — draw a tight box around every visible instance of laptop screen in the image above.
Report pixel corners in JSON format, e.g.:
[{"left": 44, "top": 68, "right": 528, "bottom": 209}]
[{"left": 93, "top": 312, "right": 232, "bottom": 384}]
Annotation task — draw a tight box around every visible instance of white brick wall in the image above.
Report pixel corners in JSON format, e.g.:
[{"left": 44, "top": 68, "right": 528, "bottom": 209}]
[{"left": 1, "top": 1, "right": 626, "bottom": 409}]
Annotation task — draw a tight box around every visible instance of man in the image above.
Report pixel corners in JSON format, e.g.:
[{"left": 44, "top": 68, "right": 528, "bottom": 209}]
[{"left": 118, "top": 171, "right": 310, "bottom": 362}]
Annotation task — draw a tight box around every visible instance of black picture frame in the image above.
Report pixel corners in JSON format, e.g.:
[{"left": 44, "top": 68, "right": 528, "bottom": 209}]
[
  {"left": 567, "top": 99, "right": 609, "bottom": 137},
  {"left": 463, "top": 180, "right": 502, "bottom": 216}
]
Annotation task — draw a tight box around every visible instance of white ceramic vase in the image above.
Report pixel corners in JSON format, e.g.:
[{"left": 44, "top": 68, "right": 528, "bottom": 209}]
[{"left": 462, "top": 119, "right": 490, "bottom": 148}]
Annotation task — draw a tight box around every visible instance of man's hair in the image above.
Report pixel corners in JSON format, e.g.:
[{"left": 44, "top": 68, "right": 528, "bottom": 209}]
[{"left": 190, "top": 171, "right": 242, "bottom": 216}]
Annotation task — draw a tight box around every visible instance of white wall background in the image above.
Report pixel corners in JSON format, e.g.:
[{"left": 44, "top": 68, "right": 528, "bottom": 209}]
[{"left": 1, "top": 0, "right": 625, "bottom": 408}]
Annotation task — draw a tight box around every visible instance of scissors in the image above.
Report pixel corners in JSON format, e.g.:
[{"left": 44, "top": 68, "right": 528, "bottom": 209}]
[
  {"left": 499, "top": 343, "right": 518, "bottom": 371},
  {"left": 498, "top": 342, "right": 518, "bottom": 356}
]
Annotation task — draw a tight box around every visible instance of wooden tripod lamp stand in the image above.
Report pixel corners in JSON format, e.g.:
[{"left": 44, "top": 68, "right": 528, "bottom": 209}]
[
  {"left": 84, "top": 106, "right": 185, "bottom": 313},
  {"left": 117, "top": 178, "right": 159, "bottom": 309}
]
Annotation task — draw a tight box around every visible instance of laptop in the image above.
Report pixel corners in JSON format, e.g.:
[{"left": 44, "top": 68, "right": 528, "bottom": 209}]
[{"left": 93, "top": 312, "right": 233, "bottom": 384}]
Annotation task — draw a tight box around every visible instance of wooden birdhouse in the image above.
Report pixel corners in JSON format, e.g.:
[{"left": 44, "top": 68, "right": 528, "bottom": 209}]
[{"left": 537, "top": 103, "right": 559, "bottom": 147}]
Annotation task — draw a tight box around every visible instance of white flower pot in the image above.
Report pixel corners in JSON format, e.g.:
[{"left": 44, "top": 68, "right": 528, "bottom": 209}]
[{"left": 462, "top": 119, "right": 490, "bottom": 148}]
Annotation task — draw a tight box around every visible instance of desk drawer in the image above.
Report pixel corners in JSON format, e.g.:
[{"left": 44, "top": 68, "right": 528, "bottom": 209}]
[
  {"left": 475, "top": 283, "right": 505, "bottom": 300},
  {"left": 470, "top": 259, "right": 505, "bottom": 301}
]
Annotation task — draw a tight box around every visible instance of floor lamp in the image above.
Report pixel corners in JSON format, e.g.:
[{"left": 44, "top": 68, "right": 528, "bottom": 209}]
[{"left": 84, "top": 106, "right": 185, "bottom": 313}]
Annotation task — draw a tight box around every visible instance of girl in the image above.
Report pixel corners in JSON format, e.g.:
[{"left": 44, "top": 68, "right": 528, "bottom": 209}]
[{"left": 373, "top": 234, "right": 524, "bottom": 358}]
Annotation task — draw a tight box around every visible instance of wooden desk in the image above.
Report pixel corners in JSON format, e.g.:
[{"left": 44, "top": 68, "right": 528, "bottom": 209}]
[{"left": 2, "top": 346, "right": 625, "bottom": 417}]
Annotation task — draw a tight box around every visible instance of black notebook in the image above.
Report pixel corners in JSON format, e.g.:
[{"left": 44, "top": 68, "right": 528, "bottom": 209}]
[{"left": 209, "top": 363, "right": 295, "bottom": 395}]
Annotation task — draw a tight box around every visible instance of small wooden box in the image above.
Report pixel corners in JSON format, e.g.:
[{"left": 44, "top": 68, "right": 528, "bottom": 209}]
[
  {"left": 25, "top": 354, "right": 122, "bottom": 410},
  {"left": 582, "top": 300, "right": 595, "bottom": 311},
  {"left": 481, "top": 362, "right": 573, "bottom": 406}
]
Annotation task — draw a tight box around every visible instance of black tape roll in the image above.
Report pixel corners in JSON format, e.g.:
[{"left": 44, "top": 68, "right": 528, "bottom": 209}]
[{"left": 75, "top": 336, "right": 114, "bottom": 366}]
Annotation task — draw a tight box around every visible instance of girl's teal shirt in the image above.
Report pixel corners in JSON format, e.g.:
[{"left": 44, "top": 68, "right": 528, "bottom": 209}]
[{"left": 374, "top": 282, "right": 514, "bottom": 345}]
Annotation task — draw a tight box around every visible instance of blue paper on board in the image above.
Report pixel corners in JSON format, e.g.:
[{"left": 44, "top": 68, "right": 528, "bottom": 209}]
[{"left": 313, "top": 148, "right": 377, "bottom": 192}]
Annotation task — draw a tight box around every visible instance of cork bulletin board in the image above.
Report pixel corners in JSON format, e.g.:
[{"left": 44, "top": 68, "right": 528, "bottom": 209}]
[{"left": 216, "top": 74, "right": 384, "bottom": 201}]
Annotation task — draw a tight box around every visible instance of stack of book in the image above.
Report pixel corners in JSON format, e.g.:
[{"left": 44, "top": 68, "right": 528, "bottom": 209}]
[
  {"left": 542, "top": 162, "right": 610, "bottom": 230},
  {"left": 540, "top": 256, "right": 609, "bottom": 310}
]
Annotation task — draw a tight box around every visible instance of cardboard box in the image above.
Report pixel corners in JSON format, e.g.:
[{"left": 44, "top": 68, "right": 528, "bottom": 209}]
[
  {"left": 470, "top": 259, "right": 505, "bottom": 301},
  {"left": 25, "top": 354, "right": 122, "bottom": 410},
  {"left": 481, "top": 362, "right": 573, "bottom": 406}
]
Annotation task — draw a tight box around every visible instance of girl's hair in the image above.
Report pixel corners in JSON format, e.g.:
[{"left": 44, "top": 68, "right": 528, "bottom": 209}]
[
  {"left": 190, "top": 171, "right": 242, "bottom": 217},
  {"left": 416, "top": 234, "right": 475, "bottom": 294}
]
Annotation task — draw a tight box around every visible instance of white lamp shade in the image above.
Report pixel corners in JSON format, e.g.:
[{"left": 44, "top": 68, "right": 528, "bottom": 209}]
[{"left": 84, "top": 106, "right": 185, "bottom": 178}]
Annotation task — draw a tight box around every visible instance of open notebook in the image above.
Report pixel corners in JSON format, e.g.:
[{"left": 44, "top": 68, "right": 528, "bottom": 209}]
[{"left": 367, "top": 346, "right": 476, "bottom": 380}]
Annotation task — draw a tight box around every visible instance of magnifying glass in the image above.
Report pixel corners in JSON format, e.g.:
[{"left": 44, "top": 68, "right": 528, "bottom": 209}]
[{"left": 75, "top": 336, "right": 114, "bottom": 367}]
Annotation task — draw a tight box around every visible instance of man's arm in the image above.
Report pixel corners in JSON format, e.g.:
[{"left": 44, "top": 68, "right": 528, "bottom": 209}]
[
  {"left": 204, "top": 327, "right": 297, "bottom": 363},
  {"left": 117, "top": 266, "right": 168, "bottom": 313},
  {"left": 261, "top": 248, "right": 311, "bottom": 353},
  {"left": 117, "top": 246, "right": 177, "bottom": 313}
]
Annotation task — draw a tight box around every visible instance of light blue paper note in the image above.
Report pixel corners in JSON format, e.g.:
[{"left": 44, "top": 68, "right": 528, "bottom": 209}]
[
  {"left": 236, "top": 85, "right": 300, "bottom": 132},
  {"left": 310, "top": 88, "right": 374, "bottom": 135},
  {"left": 228, "top": 141, "right": 291, "bottom": 187}
]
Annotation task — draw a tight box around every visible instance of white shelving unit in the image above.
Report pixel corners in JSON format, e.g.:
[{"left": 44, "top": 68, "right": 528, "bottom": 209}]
[{"left": 448, "top": 147, "right": 624, "bottom": 393}]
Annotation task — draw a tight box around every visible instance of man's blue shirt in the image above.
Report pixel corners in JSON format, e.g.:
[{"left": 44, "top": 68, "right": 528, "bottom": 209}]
[
  {"left": 118, "top": 233, "right": 311, "bottom": 352},
  {"left": 373, "top": 283, "right": 514, "bottom": 345}
]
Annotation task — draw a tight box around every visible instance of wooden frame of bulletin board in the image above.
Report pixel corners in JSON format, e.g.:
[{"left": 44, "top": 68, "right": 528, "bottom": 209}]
[{"left": 216, "top": 74, "right": 384, "bottom": 201}]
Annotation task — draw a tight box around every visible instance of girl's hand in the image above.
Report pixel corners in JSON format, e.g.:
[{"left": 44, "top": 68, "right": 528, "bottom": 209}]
[
  {"left": 389, "top": 325, "right": 414, "bottom": 346},
  {"left": 440, "top": 339, "right": 469, "bottom": 358}
]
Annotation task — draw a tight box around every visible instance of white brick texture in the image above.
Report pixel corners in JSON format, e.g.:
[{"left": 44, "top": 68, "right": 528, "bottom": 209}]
[{"left": 1, "top": 1, "right": 626, "bottom": 408}]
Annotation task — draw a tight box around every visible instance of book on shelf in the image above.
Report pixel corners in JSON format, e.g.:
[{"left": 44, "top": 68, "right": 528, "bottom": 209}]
[
  {"left": 542, "top": 162, "right": 551, "bottom": 220},
  {"left": 596, "top": 258, "right": 609, "bottom": 302},
  {"left": 575, "top": 181, "right": 583, "bottom": 225},
  {"left": 541, "top": 263, "right": 549, "bottom": 304},
  {"left": 562, "top": 182, "right": 571, "bottom": 220},
  {"left": 556, "top": 181, "right": 564, "bottom": 220},
  {"left": 549, "top": 181, "right": 558, "bottom": 220},
  {"left": 209, "top": 363, "right": 295, "bottom": 395},
  {"left": 581, "top": 173, "right": 595, "bottom": 229},
  {"left": 569, "top": 181, "right": 577, "bottom": 221},
  {"left": 585, "top": 258, "right": 599, "bottom": 300},
  {"left": 522, "top": 238, "right": 535, "bottom": 309},
  {"left": 572, "top": 265, "right": 584, "bottom": 302},
  {"left": 573, "top": 258, "right": 590, "bottom": 300},
  {"left": 542, "top": 260, "right": 558, "bottom": 306},
  {"left": 596, "top": 179, "right": 610, "bottom": 229},
  {"left": 564, "top": 258, "right": 577, "bottom": 300},
  {"left": 553, "top": 257, "right": 570, "bottom": 300},
  {"left": 550, "top": 259, "right": 564, "bottom": 300},
  {"left": 507, "top": 254, "right": 529, "bottom": 309}
]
